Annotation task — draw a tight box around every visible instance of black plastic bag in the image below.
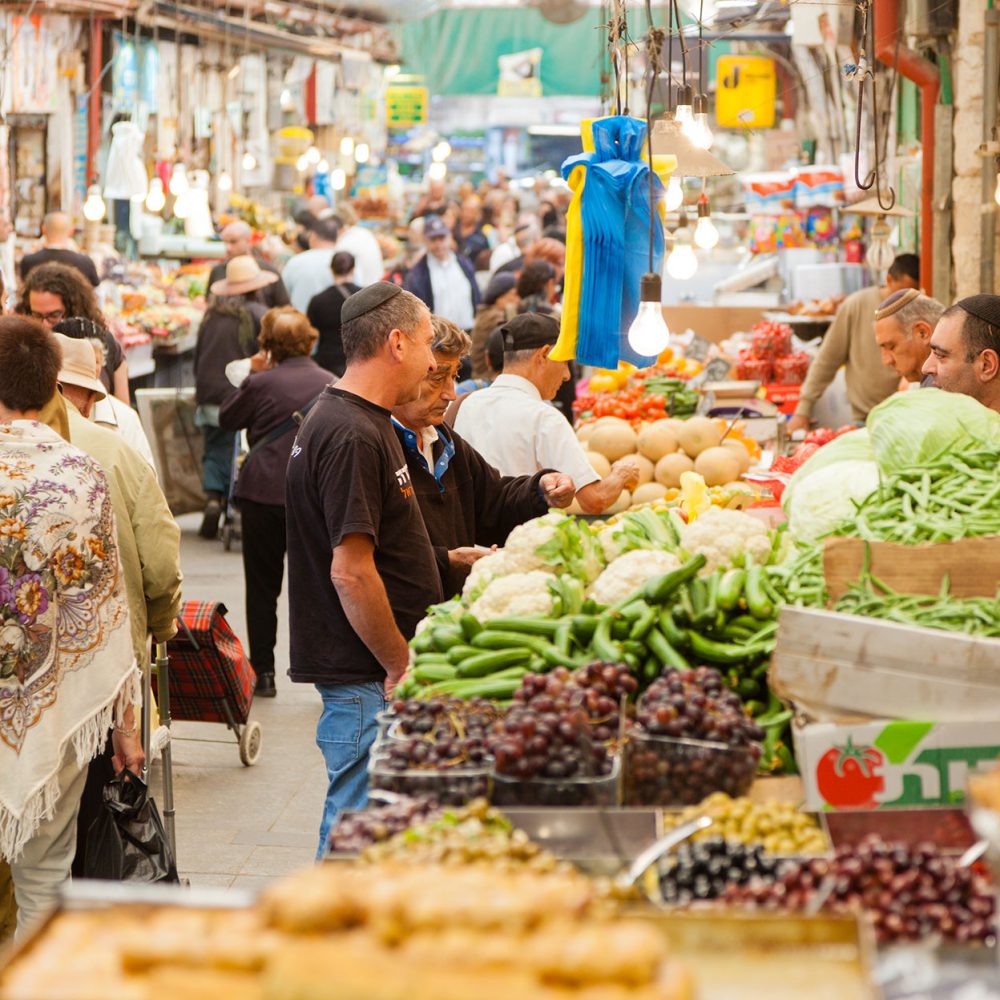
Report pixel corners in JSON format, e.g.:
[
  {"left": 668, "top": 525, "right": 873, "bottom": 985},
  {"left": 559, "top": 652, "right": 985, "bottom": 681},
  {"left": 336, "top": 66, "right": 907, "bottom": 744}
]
[{"left": 81, "top": 771, "right": 178, "bottom": 883}]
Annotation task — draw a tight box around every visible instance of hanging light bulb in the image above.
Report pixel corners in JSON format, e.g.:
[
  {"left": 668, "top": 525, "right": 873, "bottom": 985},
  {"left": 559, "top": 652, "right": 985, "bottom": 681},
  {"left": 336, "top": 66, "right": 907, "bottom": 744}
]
[
  {"left": 354, "top": 143, "right": 370, "bottom": 164},
  {"left": 340, "top": 136, "right": 355, "bottom": 157},
  {"left": 280, "top": 88, "right": 294, "bottom": 110},
  {"left": 331, "top": 168, "right": 347, "bottom": 191},
  {"left": 627, "top": 273, "right": 671, "bottom": 357},
  {"left": 675, "top": 84, "right": 694, "bottom": 130},
  {"left": 306, "top": 145, "right": 321, "bottom": 165},
  {"left": 145, "top": 176, "right": 166, "bottom": 213},
  {"left": 168, "top": 163, "right": 188, "bottom": 196},
  {"left": 83, "top": 184, "right": 106, "bottom": 223},
  {"left": 241, "top": 150, "right": 257, "bottom": 172},
  {"left": 217, "top": 171, "right": 233, "bottom": 193},
  {"left": 664, "top": 175, "right": 684, "bottom": 212},
  {"left": 865, "top": 216, "right": 895, "bottom": 272},
  {"left": 994, "top": 169, "right": 1000, "bottom": 206},
  {"left": 688, "top": 93, "right": 714, "bottom": 150},
  {"left": 173, "top": 188, "right": 192, "bottom": 220},
  {"left": 666, "top": 214, "right": 699, "bottom": 281},
  {"left": 296, "top": 154, "right": 309, "bottom": 173},
  {"left": 428, "top": 161, "right": 448, "bottom": 181},
  {"left": 317, "top": 158, "right": 330, "bottom": 174},
  {"left": 432, "top": 140, "right": 451, "bottom": 163},
  {"left": 694, "top": 194, "right": 720, "bottom": 251}
]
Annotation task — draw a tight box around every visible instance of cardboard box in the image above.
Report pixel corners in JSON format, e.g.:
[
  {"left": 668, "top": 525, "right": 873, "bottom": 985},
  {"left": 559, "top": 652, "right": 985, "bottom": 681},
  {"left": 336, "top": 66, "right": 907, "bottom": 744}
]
[{"left": 795, "top": 719, "right": 1000, "bottom": 811}]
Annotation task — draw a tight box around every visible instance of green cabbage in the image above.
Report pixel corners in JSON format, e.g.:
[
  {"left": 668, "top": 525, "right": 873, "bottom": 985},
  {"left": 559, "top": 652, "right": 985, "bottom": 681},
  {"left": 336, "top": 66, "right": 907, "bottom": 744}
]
[
  {"left": 866, "top": 389, "right": 1000, "bottom": 475},
  {"left": 784, "top": 460, "right": 881, "bottom": 542},
  {"left": 781, "top": 430, "right": 874, "bottom": 511}
]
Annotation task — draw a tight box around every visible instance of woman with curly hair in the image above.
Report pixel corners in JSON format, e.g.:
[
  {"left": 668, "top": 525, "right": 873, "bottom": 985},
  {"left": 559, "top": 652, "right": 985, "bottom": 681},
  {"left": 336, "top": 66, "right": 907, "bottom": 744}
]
[
  {"left": 218, "top": 307, "right": 334, "bottom": 697},
  {"left": 15, "top": 262, "right": 129, "bottom": 402}
]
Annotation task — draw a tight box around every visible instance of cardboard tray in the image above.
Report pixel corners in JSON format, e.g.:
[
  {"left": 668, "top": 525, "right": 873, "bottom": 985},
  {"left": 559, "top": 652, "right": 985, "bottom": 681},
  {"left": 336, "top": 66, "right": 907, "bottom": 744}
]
[{"left": 770, "top": 606, "right": 1000, "bottom": 722}]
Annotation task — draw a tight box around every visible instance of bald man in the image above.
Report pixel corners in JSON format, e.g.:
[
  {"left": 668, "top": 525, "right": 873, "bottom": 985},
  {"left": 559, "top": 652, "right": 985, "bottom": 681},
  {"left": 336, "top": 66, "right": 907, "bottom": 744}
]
[
  {"left": 208, "top": 221, "right": 290, "bottom": 308},
  {"left": 20, "top": 212, "right": 100, "bottom": 286}
]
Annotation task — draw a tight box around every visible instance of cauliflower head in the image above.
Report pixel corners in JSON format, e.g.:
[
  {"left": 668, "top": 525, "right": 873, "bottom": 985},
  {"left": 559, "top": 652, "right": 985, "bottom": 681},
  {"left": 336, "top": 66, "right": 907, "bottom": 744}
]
[
  {"left": 461, "top": 551, "right": 514, "bottom": 601},
  {"left": 468, "top": 571, "right": 556, "bottom": 622},
  {"left": 679, "top": 507, "right": 772, "bottom": 574},
  {"left": 587, "top": 550, "right": 682, "bottom": 608},
  {"left": 504, "top": 512, "right": 605, "bottom": 584}
]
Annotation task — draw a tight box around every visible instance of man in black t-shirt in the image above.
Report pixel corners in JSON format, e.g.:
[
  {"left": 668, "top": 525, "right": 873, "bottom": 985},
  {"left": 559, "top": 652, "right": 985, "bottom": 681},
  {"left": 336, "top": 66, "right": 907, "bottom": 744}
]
[
  {"left": 285, "top": 282, "right": 439, "bottom": 857},
  {"left": 20, "top": 212, "right": 101, "bottom": 287}
]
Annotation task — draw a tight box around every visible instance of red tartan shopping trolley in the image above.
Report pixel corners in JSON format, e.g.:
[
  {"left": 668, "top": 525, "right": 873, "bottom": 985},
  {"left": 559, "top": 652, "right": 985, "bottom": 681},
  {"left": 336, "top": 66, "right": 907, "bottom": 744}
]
[{"left": 152, "top": 601, "right": 263, "bottom": 775}]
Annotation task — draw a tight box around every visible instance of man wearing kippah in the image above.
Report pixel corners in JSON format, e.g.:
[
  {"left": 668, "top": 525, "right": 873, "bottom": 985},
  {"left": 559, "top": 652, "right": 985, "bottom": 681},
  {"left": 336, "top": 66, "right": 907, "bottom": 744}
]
[
  {"left": 284, "top": 282, "right": 440, "bottom": 856},
  {"left": 873, "top": 289, "right": 945, "bottom": 386},
  {"left": 922, "top": 294, "right": 1000, "bottom": 413},
  {"left": 788, "top": 254, "right": 920, "bottom": 434}
]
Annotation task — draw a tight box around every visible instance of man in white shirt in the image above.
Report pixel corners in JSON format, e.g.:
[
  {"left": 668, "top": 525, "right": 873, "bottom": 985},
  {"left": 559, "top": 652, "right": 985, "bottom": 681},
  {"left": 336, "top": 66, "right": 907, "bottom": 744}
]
[
  {"left": 489, "top": 218, "right": 540, "bottom": 276},
  {"left": 403, "top": 215, "right": 479, "bottom": 330},
  {"left": 333, "top": 202, "right": 384, "bottom": 287},
  {"left": 454, "top": 314, "right": 639, "bottom": 514},
  {"left": 281, "top": 216, "right": 340, "bottom": 311}
]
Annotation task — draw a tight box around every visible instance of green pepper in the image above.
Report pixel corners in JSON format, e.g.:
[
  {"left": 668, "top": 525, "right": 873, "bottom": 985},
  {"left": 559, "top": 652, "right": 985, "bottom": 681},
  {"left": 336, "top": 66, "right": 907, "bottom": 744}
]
[
  {"left": 647, "top": 628, "right": 689, "bottom": 670},
  {"left": 642, "top": 554, "right": 708, "bottom": 604},
  {"left": 629, "top": 605, "right": 658, "bottom": 641},
  {"left": 591, "top": 615, "right": 622, "bottom": 662}
]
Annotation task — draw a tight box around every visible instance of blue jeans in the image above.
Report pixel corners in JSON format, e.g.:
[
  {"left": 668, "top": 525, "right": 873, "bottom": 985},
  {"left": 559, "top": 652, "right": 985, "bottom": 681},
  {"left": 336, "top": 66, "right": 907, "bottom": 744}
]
[{"left": 314, "top": 681, "right": 386, "bottom": 858}]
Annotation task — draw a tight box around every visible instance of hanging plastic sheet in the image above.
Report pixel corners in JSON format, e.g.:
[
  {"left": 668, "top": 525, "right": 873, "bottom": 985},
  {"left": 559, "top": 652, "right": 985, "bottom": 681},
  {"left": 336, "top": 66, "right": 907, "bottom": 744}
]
[{"left": 552, "top": 116, "right": 674, "bottom": 370}]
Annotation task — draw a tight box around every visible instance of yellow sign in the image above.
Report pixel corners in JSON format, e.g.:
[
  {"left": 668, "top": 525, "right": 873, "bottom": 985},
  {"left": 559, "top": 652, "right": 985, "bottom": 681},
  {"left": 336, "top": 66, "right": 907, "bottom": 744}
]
[
  {"left": 716, "top": 55, "right": 777, "bottom": 129},
  {"left": 386, "top": 85, "right": 428, "bottom": 128}
]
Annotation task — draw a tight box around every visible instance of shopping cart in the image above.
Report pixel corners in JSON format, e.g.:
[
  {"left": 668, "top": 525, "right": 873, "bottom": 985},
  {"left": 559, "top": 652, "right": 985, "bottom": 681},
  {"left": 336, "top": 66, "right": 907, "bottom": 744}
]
[
  {"left": 142, "top": 641, "right": 177, "bottom": 862},
  {"left": 152, "top": 602, "right": 263, "bottom": 769}
]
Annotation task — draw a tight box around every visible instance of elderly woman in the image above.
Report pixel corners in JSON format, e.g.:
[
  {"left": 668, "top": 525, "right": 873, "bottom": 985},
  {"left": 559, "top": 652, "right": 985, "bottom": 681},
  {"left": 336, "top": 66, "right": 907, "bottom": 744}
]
[{"left": 219, "top": 307, "right": 334, "bottom": 697}]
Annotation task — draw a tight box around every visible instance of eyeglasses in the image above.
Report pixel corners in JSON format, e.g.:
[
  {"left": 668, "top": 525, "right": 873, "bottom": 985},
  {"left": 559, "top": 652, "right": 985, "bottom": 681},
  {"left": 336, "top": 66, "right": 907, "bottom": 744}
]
[{"left": 30, "top": 309, "right": 66, "bottom": 325}]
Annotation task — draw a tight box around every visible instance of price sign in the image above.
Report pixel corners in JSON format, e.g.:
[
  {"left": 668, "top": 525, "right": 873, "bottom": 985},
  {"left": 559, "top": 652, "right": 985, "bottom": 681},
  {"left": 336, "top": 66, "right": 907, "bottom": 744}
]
[
  {"left": 386, "top": 85, "right": 428, "bottom": 128},
  {"left": 688, "top": 357, "right": 733, "bottom": 389},
  {"left": 685, "top": 335, "right": 713, "bottom": 362}
]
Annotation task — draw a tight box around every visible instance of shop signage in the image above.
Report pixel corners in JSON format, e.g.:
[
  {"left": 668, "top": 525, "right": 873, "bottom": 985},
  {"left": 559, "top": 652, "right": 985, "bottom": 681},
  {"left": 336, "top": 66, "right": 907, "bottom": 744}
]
[
  {"left": 715, "top": 55, "right": 776, "bottom": 130},
  {"left": 796, "top": 720, "right": 1000, "bottom": 811},
  {"left": 386, "top": 85, "right": 428, "bottom": 128}
]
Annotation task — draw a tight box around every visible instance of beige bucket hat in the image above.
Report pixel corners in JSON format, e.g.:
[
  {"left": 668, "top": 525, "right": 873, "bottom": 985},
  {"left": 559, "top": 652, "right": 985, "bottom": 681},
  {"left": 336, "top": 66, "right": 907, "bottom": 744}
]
[{"left": 210, "top": 254, "right": 279, "bottom": 297}]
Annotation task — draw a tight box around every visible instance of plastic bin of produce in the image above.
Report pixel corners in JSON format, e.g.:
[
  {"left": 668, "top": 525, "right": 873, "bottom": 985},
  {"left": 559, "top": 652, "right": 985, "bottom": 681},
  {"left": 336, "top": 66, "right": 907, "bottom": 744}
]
[
  {"left": 491, "top": 755, "right": 620, "bottom": 809},
  {"left": 368, "top": 754, "right": 491, "bottom": 807},
  {"left": 622, "top": 732, "right": 757, "bottom": 807}
]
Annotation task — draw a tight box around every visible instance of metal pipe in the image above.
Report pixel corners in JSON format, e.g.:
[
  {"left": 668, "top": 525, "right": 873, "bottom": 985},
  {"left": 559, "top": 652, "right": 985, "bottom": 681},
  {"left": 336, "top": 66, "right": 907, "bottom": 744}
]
[
  {"left": 873, "top": 0, "right": 940, "bottom": 293},
  {"left": 981, "top": 9, "right": 1000, "bottom": 293},
  {"left": 85, "top": 18, "right": 104, "bottom": 186}
]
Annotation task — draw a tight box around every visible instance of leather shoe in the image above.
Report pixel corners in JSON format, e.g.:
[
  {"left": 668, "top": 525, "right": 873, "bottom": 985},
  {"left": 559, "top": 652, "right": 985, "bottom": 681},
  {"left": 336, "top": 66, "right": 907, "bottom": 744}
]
[{"left": 255, "top": 674, "right": 276, "bottom": 698}]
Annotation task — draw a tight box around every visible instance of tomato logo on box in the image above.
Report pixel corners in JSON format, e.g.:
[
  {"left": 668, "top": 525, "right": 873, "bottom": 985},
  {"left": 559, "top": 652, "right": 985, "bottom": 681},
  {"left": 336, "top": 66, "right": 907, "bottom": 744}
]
[{"left": 816, "top": 738, "right": 885, "bottom": 809}]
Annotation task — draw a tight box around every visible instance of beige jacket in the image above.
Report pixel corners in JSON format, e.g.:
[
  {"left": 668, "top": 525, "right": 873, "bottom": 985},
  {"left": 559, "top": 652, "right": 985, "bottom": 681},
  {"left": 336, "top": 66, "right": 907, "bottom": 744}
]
[{"left": 66, "top": 403, "right": 183, "bottom": 664}]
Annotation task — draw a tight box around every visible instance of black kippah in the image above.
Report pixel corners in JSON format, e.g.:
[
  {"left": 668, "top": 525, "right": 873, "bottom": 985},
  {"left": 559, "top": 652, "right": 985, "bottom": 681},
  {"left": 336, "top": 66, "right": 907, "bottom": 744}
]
[
  {"left": 341, "top": 281, "right": 403, "bottom": 324},
  {"left": 957, "top": 294, "right": 1000, "bottom": 329}
]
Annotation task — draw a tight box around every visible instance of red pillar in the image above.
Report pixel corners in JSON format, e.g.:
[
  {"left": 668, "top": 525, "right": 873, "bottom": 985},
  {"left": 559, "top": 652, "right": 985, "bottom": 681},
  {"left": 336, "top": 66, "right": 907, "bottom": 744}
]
[{"left": 86, "top": 18, "right": 104, "bottom": 185}]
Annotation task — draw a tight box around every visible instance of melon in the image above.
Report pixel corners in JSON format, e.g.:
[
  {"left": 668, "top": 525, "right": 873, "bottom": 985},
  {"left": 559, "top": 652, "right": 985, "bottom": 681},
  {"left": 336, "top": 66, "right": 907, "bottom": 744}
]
[
  {"left": 586, "top": 451, "right": 612, "bottom": 477},
  {"left": 631, "top": 482, "right": 668, "bottom": 505},
  {"left": 721, "top": 438, "right": 752, "bottom": 473},
  {"left": 577, "top": 423, "right": 597, "bottom": 444},
  {"left": 655, "top": 452, "right": 695, "bottom": 487},
  {"left": 636, "top": 420, "right": 680, "bottom": 462},
  {"left": 694, "top": 446, "right": 742, "bottom": 487},
  {"left": 603, "top": 490, "right": 632, "bottom": 514},
  {"left": 588, "top": 422, "right": 638, "bottom": 462},
  {"left": 634, "top": 454, "right": 656, "bottom": 485},
  {"left": 677, "top": 416, "right": 723, "bottom": 458}
]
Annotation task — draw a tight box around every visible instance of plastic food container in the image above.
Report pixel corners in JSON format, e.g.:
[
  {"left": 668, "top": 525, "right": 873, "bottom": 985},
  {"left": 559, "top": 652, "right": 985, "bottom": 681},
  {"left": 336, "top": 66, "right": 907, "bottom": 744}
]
[
  {"left": 491, "top": 755, "right": 620, "bottom": 808},
  {"left": 368, "top": 755, "right": 491, "bottom": 807},
  {"left": 622, "top": 731, "right": 757, "bottom": 807}
]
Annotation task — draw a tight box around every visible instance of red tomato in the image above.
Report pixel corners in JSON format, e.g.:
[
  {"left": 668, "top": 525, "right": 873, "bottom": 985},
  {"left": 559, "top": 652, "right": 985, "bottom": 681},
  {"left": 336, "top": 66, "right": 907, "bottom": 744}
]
[{"left": 815, "top": 739, "right": 885, "bottom": 809}]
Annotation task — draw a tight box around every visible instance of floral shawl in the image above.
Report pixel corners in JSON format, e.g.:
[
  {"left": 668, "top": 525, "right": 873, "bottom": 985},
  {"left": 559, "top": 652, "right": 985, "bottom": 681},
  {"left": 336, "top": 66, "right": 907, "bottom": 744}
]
[{"left": 0, "top": 421, "right": 140, "bottom": 861}]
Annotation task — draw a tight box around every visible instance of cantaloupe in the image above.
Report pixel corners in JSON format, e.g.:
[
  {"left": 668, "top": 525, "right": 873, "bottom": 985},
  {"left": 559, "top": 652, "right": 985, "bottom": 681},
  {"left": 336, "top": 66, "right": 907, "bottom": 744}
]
[
  {"left": 631, "top": 482, "right": 668, "bottom": 505},
  {"left": 721, "top": 438, "right": 752, "bottom": 473},
  {"left": 577, "top": 423, "right": 597, "bottom": 444},
  {"left": 588, "top": 422, "right": 638, "bottom": 462},
  {"left": 655, "top": 452, "right": 695, "bottom": 487},
  {"left": 636, "top": 421, "right": 680, "bottom": 462},
  {"left": 677, "top": 416, "right": 723, "bottom": 458},
  {"left": 586, "top": 451, "right": 612, "bottom": 477},
  {"left": 694, "top": 446, "right": 742, "bottom": 487},
  {"left": 634, "top": 454, "right": 655, "bottom": 485},
  {"left": 603, "top": 490, "right": 632, "bottom": 514}
]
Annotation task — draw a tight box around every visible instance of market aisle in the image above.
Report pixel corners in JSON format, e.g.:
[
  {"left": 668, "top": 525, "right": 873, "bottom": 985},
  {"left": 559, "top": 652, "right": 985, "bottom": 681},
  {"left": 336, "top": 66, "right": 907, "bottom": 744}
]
[{"left": 148, "top": 515, "right": 327, "bottom": 891}]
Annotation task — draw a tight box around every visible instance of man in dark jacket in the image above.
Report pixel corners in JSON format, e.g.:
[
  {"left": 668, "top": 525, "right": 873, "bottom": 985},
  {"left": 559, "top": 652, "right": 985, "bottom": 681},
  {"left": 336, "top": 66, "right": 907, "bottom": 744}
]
[
  {"left": 392, "top": 316, "right": 575, "bottom": 596},
  {"left": 403, "top": 215, "right": 479, "bottom": 331}
]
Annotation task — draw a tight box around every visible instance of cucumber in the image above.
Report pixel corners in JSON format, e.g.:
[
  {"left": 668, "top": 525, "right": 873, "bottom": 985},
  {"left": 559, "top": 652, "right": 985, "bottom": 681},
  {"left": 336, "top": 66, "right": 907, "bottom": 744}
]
[
  {"left": 446, "top": 645, "right": 480, "bottom": 665},
  {"left": 429, "top": 625, "right": 465, "bottom": 653},
  {"left": 481, "top": 617, "right": 561, "bottom": 637},
  {"left": 455, "top": 648, "right": 532, "bottom": 678},
  {"left": 459, "top": 614, "right": 483, "bottom": 642},
  {"left": 412, "top": 663, "right": 458, "bottom": 683}
]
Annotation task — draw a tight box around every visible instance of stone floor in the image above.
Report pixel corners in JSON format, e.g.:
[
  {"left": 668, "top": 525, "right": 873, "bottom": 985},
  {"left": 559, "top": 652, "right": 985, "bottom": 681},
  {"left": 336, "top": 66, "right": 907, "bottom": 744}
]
[{"left": 148, "top": 514, "right": 327, "bottom": 891}]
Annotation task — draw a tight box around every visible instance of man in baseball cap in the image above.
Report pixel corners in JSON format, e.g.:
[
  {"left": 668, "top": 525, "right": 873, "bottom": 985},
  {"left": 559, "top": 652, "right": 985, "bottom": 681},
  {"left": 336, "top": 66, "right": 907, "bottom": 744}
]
[
  {"left": 454, "top": 313, "right": 639, "bottom": 514},
  {"left": 402, "top": 215, "right": 479, "bottom": 331}
]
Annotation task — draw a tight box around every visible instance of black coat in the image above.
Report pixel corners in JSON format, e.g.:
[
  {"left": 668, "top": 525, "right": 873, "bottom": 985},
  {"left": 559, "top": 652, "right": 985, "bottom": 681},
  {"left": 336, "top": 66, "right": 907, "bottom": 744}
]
[
  {"left": 402, "top": 253, "right": 480, "bottom": 318},
  {"left": 218, "top": 356, "right": 334, "bottom": 506},
  {"left": 306, "top": 281, "right": 361, "bottom": 377},
  {"left": 394, "top": 423, "right": 549, "bottom": 596}
]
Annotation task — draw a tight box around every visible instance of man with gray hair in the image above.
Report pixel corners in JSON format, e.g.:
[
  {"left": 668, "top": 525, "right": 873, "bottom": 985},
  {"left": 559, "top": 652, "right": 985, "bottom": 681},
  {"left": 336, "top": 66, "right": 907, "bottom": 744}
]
[
  {"left": 208, "top": 221, "right": 289, "bottom": 308},
  {"left": 285, "top": 282, "right": 439, "bottom": 856},
  {"left": 874, "top": 288, "right": 945, "bottom": 385}
]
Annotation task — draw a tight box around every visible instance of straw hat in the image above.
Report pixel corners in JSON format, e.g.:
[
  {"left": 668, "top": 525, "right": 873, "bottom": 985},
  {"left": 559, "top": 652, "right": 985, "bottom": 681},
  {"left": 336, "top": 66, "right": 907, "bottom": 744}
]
[
  {"left": 52, "top": 333, "right": 107, "bottom": 400},
  {"left": 210, "top": 254, "right": 280, "bottom": 297}
]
